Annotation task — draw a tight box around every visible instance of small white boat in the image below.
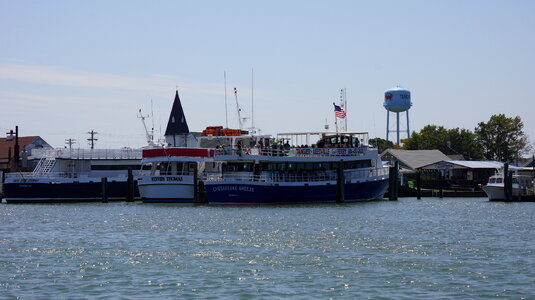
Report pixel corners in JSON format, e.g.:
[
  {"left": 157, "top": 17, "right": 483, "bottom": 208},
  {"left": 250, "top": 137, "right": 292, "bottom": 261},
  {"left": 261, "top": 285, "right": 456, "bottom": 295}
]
[{"left": 482, "top": 168, "right": 534, "bottom": 201}]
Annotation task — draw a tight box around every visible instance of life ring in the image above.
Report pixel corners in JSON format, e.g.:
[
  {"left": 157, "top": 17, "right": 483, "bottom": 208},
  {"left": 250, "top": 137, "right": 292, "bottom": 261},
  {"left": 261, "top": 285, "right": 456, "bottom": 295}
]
[{"left": 56, "top": 149, "right": 63, "bottom": 157}]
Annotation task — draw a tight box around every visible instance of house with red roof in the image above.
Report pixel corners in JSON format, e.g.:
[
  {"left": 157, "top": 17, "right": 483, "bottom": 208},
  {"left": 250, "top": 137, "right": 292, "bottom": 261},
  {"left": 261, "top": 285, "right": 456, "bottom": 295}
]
[{"left": 0, "top": 136, "right": 52, "bottom": 171}]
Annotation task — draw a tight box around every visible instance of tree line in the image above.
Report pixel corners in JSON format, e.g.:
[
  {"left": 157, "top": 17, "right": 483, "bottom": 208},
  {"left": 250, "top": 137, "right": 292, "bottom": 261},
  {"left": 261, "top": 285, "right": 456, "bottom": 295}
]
[{"left": 369, "top": 114, "right": 531, "bottom": 163}]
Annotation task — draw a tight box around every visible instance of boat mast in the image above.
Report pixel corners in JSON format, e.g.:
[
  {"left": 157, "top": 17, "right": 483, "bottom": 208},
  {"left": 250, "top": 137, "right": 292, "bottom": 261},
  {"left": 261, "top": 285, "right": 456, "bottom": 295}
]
[
  {"left": 251, "top": 68, "right": 254, "bottom": 134},
  {"left": 234, "top": 87, "right": 243, "bottom": 130},
  {"left": 340, "top": 88, "right": 347, "bottom": 132},
  {"left": 224, "top": 71, "right": 228, "bottom": 129},
  {"left": 138, "top": 109, "right": 154, "bottom": 147}
]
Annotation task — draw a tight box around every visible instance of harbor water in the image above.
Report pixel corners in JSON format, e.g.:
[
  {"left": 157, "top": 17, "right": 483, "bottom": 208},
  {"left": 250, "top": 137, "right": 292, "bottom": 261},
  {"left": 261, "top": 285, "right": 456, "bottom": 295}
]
[{"left": 1, "top": 198, "right": 534, "bottom": 299}]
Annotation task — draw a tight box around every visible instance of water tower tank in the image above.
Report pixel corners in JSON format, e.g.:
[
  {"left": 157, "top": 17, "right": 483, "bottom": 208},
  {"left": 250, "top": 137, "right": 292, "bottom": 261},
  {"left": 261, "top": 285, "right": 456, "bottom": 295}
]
[{"left": 384, "top": 86, "right": 411, "bottom": 112}]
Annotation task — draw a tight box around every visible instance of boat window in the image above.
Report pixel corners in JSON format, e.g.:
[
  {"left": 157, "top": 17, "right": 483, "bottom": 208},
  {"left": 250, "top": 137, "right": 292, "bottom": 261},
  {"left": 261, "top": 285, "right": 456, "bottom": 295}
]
[
  {"left": 512, "top": 178, "right": 518, "bottom": 184},
  {"left": 489, "top": 178, "right": 496, "bottom": 183},
  {"left": 343, "top": 160, "right": 372, "bottom": 169},
  {"left": 304, "top": 163, "right": 314, "bottom": 170},
  {"left": 91, "top": 164, "right": 143, "bottom": 170},
  {"left": 496, "top": 178, "right": 503, "bottom": 183},
  {"left": 223, "top": 162, "right": 253, "bottom": 172}
]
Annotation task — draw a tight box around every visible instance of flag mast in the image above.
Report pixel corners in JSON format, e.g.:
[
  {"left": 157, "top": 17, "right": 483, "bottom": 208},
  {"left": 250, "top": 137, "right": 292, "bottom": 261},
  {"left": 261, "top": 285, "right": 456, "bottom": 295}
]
[
  {"left": 333, "top": 102, "right": 339, "bottom": 134},
  {"left": 343, "top": 88, "right": 347, "bottom": 132},
  {"left": 224, "top": 71, "right": 228, "bottom": 129}
]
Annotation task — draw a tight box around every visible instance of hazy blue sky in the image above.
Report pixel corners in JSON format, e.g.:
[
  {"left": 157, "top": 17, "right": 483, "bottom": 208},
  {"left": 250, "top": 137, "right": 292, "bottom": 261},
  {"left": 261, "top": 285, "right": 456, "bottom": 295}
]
[{"left": 1, "top": 0, "right": 534, "bottom": 151}]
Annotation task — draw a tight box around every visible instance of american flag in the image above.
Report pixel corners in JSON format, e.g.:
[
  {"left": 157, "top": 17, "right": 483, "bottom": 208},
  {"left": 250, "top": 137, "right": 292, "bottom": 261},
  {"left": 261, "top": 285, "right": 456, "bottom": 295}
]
[{"left": 334, "top": 104, "right": 346, "bottom": 119}]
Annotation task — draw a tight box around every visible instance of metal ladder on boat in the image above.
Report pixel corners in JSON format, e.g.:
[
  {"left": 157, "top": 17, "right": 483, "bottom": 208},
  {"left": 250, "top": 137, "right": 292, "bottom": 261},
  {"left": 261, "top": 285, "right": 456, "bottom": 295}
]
[{"left": 32, "top": 150, "right": 57, "bottom": 175}]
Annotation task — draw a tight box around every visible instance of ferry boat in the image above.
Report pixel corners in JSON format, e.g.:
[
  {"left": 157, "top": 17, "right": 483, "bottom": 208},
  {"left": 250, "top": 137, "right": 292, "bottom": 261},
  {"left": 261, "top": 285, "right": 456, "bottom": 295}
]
[
  {"left": 482, "top": 167, "right": 534, "bottom": 200},
  {"left": 138, "top": 147, "right": 214, "bottom": 203},
  {"left": 204, "top": 132, "right": 389, "bottom": 204},
  {"left": 2, "top": 148, "right": 141, "bottom": 203},
  {"left": 138, "top": 128, "right": 264, "bottom": 203}
]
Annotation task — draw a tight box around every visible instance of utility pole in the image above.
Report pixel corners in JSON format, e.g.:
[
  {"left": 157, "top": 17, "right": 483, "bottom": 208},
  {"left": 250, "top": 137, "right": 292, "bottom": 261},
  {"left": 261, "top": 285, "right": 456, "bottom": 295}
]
[
  {"left": 65, "top": 138, "right": 76, "bottom": 149},
  {"left": 87, "top": 130, "right": 98, "bottom": 149}
]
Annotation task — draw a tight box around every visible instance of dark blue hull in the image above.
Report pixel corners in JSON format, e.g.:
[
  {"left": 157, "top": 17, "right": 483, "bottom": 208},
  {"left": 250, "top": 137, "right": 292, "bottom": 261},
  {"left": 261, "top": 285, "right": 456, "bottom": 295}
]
[
  {"left": 3, "top": 181, "right": 140, "bottom": 203},
  {"left": 205, "top": 179, "right": 389, "bottom": 204}
]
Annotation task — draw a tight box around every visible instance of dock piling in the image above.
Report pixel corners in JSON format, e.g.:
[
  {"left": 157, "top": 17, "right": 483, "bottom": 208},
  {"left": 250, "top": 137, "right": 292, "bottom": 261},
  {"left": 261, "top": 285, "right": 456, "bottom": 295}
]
[
  {"left": 336, "top": 160, "right": 345, "bottom": 203},
  {"left": 101, "top": 177, "right": 108, "bottom": 203},
  {"left": 504, "top": 163, "right": 512, "bottom": 201},
  {"left": 126, "top": 169, "right": 134, "bottom": 202},
  {"left": 438, "top": 171, "right": 444, "bottom": 199},
  {"left": 388, "top": 161, "right": 398, "bottom": 201},
  {"left": 416, "top": 172, "right": 421, "bottom": 200},
  {"left": 193, "top": 163, "right": 200, "bottom": 203}
]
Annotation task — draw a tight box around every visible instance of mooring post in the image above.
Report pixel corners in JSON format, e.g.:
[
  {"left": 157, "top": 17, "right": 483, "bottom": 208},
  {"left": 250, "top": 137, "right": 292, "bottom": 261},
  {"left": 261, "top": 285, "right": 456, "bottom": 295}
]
[
  {"left": 336, "top": 160, "right": 345, "bottom": 203},
  {"left": 416, "top": 172, "right": 422, "bottom": 200},
  {"left": 394, "top": 161, "right": 399, "bottom": 200},
  {"left": 504, "top": 163, "right": 511, "bottom": 201},
  {"left": 389, "top": 162, "right": 398, "bottom": 200},
  {"left": 438, "top": 171, "right": 444, "bottom": 199},
  {"left": 193, "top": 163, "right": 199, "bottom": 203},
  {"left": 101, "top": 177, "right": 108, "bottom": 203},
  {"left": 388, "top": 166, "right": 395, "bottom": 200},
  {"left": 126, "top": 168, "right": 134, "bottom": 202}
]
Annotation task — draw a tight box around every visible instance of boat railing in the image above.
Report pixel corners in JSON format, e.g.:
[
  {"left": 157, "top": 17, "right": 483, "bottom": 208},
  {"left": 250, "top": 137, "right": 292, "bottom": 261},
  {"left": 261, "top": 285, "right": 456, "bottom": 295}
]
[
  {"left": 31, "top": 148, "right": 142, "bottom": 160},
  {"left": 214, "top": 146, "right": 369, "bottom": 157},
  {"left": 205, "top": 167, "right": 388, "bottom": 183},
  {"left": 5, "top": 171, "right": 134, "bottom": 180}
]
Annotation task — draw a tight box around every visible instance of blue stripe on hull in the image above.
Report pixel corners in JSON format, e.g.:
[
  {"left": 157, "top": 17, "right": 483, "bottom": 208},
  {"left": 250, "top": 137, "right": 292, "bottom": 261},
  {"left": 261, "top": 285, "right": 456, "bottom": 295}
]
[
  {"left": 205, "top": 179, "right": 389, "bottom": 204},
  {"left": 3, "top": 181, "right": 140, "bottom": 203}
]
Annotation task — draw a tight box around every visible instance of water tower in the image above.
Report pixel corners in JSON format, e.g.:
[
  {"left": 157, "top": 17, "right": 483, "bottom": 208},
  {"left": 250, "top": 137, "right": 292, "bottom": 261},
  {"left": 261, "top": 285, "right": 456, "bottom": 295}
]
[{"left": 384, "top": 86, "right": 412, "bottom": 144}]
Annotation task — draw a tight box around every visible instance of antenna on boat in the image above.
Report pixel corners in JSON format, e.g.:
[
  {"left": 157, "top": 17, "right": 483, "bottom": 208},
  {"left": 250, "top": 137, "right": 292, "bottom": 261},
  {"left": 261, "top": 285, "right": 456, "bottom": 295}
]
[
  {"left": 151, "top": 99, "right": 155, "bottom": 137},
  {"left": 138, "top": 109, "right": 155, "bottom": 147},
  {"left": 251, "top": 68, "right": 255, "bottom": 134},
  {"left": 340, "top": 88, "right": 347, "bottom": 132},
  {"left": 234, "top": 87, "right": 245, "bottom": 130},
  {"left": 224, "top": 71, "right": 229, "bottom": 129}
]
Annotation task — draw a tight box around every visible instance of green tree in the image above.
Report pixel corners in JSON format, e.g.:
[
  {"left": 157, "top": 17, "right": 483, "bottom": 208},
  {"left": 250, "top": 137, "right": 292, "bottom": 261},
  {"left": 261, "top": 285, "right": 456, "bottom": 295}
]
[
  {"left": 446, "top": 127, "right": 483, "bottom": 160},
  {"left": 369, "top": 138, "right": 393, "bottom": 153},
  {"left": 403, "top": 125, "right": 482, "bottom": 159},
  {"left": 403, "top": 125, "right": 449, "bottom": 152},
  {"left": 475, "top": 114, "right": 530, "bottom": 162}
]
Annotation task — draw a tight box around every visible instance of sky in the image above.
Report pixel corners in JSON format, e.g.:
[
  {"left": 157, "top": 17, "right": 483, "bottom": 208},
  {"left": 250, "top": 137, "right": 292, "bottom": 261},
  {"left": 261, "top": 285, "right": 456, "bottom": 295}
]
[{"left": 1, "top": 0, "right": 534, "bottom": 151}]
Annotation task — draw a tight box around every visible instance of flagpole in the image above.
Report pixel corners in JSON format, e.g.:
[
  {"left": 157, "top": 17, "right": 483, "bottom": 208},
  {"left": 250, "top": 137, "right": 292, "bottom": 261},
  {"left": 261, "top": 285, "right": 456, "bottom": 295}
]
[
  {"left": 333, "top": 102, "right": 338, "bottom": 134},
  {"left": 224, "top": 71, "right": 228, "bottom": 129},
  {"left": 344, "top": 88, "right": 347, "bottom": 132}
]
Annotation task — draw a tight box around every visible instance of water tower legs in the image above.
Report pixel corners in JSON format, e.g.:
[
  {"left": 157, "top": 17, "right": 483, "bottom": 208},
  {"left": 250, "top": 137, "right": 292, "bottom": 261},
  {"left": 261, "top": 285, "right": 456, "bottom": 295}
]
[
  {"left": 386, "top": 110, "right": 410, "bottom": 144},
  {"left": 406, "top": 110, "right": 410, "bottom": 139},
  {"left": 396, "top": 112, "right": 400, "bottom": 145},
  {"left": 386, "top": 110, "right": 390, "bottom": 142}
]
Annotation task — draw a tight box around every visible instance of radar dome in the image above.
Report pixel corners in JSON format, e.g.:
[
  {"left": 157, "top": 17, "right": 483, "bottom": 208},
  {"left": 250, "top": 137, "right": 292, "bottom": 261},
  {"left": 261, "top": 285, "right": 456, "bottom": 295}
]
[{"left": 384, "top": 86, "right": 411, "bottom": 113}]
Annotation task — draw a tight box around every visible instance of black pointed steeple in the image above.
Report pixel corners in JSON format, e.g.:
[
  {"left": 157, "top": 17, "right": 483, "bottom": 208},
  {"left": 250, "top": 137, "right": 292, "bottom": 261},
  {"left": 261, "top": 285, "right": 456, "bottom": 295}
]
[{"left": 164, "top": 90, "right": 190, "bottom": 136}]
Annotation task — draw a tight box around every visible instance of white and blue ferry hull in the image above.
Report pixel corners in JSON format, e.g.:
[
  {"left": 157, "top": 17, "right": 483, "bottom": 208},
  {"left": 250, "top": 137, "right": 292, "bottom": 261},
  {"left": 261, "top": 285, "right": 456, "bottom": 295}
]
[{"left": 205, "top": 178, "right": 389, "bottom": 204}]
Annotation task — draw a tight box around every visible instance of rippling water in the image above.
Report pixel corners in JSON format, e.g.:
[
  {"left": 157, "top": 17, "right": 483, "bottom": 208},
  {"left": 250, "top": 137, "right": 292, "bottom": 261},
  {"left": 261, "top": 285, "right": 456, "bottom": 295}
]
[{"left": 1, "top": 198, "right": 534, "bottom": 299}]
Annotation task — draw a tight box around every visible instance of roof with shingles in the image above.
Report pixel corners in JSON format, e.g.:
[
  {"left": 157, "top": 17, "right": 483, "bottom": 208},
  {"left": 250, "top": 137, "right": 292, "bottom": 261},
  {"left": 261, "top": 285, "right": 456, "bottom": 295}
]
[
  {"left": 0, "top": 136, "right": 40, "bottom": 159},
  {"left": 381, "top": 149, "right": 450, "bottom": 170}
]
